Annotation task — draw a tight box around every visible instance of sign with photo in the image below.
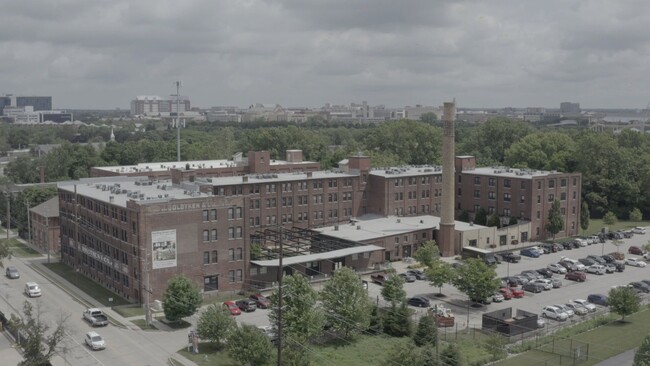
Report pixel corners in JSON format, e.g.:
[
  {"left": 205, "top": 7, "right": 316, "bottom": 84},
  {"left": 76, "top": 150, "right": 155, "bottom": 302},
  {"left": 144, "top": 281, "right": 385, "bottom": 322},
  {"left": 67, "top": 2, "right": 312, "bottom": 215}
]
[{"left": 152, "top": 229, "right": 177, "bottom": 269}]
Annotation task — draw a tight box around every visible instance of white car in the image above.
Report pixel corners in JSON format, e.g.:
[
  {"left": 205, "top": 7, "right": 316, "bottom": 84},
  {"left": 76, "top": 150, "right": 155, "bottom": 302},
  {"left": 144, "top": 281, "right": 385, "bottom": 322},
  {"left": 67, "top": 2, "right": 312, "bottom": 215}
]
[
  {"left": 632, "top": 227, "right": 647, "bottom": 235},
  {"left": 85, "top": 331, "right": 106, "bottom": 350},
  {"left": 532, "top": 279, "right": 553, "bottom": 290},
  {"left": 573, "top": 299, "right": 597, "bottom": 312},
  {"left": 542, "top": 306, "right": 568, "bottom": 321},
  {"left": 492, "top": 293, "right": 505, "bottom": 302},
  {"left": 24, "top": 282, "right": 41, "bottom": 297},
  {"left": 589, "top": 235, "right": 600, "bottom": 244},
  {"left": 626, "top": 258, "right": 647, "bottom": 267},
  {"left": 552, "top": 304, "right": 575, "bottom": 318},
  {"left": 586, "top": 264, "right": 606, "bottom": 275},
  {"left": 529, "top": 246, "right": 544, "bottom": 256},
  {"left": 547, "top": 263, "right": 567, "bottom": 274},
  {"left": 560, "top": 257, "right": 587, "bottom": 271}
]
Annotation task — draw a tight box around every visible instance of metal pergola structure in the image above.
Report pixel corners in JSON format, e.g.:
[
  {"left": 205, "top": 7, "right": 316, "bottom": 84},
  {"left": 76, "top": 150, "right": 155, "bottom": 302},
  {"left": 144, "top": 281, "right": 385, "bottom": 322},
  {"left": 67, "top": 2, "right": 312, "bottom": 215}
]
[{"left": 250, "top": 226, "right": 365, "bottom": 260}]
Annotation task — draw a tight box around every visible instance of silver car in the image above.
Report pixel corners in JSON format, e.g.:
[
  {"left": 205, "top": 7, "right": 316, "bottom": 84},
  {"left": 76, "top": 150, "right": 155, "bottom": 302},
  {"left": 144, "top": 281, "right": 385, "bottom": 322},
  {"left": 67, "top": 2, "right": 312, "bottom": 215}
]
[
  {"left": 552, "top": 304, "right": 575, "bottom": 317},
  {"left": 564, "top": 302, "right": 588, "bottom": 315}
]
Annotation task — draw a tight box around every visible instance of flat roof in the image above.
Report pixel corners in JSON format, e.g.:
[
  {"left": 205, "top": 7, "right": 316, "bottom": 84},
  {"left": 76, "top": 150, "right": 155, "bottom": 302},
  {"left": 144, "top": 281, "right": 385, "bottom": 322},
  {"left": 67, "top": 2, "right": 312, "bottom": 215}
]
[
  {"left": 250, "top": 244, "right": 384, "bottom": 267},
  {"left": 467, "top": 167, "right": 564, "bottom": 179},
  {"left": 313, "top": 215, "right": 486, "bottom": 242},
  {"left": 370, "top": 166, "right": 442, "bottom": 178},
  {"left": 199, "top": 170, "right": 358, "bottom": 186},
  {"left": 94, "top": 158, "right": 315, "bottom": 174},
  {"left": 58, "top": 176, "right": 207, "bottom": 207}
]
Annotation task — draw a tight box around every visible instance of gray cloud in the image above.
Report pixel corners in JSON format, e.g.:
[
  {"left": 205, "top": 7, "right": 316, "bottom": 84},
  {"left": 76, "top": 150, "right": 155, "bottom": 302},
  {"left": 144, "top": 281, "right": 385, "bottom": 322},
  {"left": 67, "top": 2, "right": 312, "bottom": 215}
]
[{"left": 1, "top": 0, "right": 650, "bottom": 109}]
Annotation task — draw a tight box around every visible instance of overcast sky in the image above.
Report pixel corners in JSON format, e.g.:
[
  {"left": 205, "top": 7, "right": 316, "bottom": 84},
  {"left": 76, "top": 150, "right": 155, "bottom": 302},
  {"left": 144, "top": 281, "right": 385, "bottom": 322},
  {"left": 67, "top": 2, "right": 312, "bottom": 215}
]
[{"left": 2, "top": 0, "right": 650, "bottom": 109}]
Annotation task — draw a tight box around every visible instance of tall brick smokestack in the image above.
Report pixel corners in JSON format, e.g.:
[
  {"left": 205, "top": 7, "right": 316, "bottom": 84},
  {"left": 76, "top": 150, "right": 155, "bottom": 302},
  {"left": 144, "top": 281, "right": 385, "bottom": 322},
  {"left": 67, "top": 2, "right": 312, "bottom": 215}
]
[
  {"left": 439, "top": 101, "right": 456, "bottom": 257},
  {"left": 39, "top": 166, "right": 45, "bottom": 183}
]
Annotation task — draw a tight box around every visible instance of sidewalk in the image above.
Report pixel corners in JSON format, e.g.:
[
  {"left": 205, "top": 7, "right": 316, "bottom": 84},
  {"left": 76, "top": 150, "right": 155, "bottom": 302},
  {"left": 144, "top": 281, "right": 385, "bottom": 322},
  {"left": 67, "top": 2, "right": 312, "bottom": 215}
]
[{"left": 0, "top": 328, "right": 23, "bottom": 365}]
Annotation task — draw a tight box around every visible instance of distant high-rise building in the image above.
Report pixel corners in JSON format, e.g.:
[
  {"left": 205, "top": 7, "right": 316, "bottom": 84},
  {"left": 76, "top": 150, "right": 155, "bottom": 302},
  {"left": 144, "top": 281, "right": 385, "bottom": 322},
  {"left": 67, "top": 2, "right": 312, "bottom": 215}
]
[
  {"left": 560, "top": 102, "right": 581, "bottom": 115},
  {"left": 0, "top": 95, "right": 52, "bottom": 114},
  {"left": 130, "top": 95, "right": 191, "bottom": 116}
]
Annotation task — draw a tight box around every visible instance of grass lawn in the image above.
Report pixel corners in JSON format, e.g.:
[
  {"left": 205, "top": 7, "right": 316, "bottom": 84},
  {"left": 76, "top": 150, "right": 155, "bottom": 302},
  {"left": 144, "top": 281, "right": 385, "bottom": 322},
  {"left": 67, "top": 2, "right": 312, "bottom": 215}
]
[
  {"left": 43, "top": 262, "right": 131, "bottom": 307},
  {"left": 498, "top": 307, "right": 650, "bottom": 365},
  {"left": 112, "top": 305, "right": 145, "bottom": 318},
  {"left": 131, "top": 318, "right": 157, "bottom": 331},
  {"left": 156, "top": 316, "right": 192, "bottom": 329},
  {"left": 178, "top": 342, "right": 240, "bottom": 366},
  {"left": 584, "top": 218, "right": 648, "bottom": 235},
  {"left": 1, "top": 238, "right": 42, "bottom": 257}
]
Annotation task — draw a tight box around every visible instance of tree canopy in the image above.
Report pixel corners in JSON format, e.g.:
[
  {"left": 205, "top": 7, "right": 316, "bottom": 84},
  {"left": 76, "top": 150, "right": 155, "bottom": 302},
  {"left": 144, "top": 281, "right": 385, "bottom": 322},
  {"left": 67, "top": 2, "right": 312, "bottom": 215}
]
[
  {"left": 320, "top": 267, "right": 372, "bottom": 338},
  {"left": 452, "top": 258, "right": 501, "bottom": 303},
  {"left": 162, "top": 275, "right": 202, "bottom": 322}
]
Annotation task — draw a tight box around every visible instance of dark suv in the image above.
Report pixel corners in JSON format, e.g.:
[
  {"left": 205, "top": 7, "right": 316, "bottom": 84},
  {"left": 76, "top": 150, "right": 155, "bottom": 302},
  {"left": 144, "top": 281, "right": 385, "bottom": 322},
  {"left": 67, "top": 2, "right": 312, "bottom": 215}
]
[
  {"left": 500, "top": 252, "right": 521, "bottom": 263},
  {"left": 565, "top": 271, "right": 587, "bottom": 282},
  {"left": 236, "top": 299, "right": 257, "bottom": 312}
]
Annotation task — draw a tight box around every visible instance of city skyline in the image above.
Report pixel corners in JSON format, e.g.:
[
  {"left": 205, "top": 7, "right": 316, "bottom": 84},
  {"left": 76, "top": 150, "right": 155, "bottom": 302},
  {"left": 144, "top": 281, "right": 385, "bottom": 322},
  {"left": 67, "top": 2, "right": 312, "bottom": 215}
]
[{"left": 2, "top": 1, "right": 650, "bottom": 109}]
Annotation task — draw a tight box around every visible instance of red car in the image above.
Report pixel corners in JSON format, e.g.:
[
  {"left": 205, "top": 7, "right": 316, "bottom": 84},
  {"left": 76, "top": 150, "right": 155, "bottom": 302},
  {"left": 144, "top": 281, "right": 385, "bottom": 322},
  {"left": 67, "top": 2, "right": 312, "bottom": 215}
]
[
  {"left": 565, "top": 271, "right": 587, "bottom": 282},
  {"left": 223, "top": 301, "right": 241, "bottom": 316},
  {"left": 629, "top": 246, "right": 645, "bottom": 255},
  {"left": 250, "top": 294, "right": 271, "bottom": 309},
  {"left": 498, "top": 287, "right": 513, "bottom": 300},
  {"left": 509, "top": 287, "right": 525, "bottom": 298}
]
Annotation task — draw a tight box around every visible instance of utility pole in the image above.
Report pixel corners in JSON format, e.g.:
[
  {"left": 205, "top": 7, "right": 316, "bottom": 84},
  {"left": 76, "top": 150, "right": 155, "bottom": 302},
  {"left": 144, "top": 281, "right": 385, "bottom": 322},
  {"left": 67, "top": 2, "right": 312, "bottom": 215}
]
[
  {"left": 6, "top": 192, "right": 10, "bottom": 239},
  {"left": 26, "top": 199, "right": 31, "bottom": 245},
  {"left": 277, "top": 227, "right": 284, "bottom": 366},
  {"left": 144, "top": 270, "right": 152, "bottom": 325},
  {"left": 46, "top": 217, "right": 50, "bottom": 264},
  {"left": 175, "top": 81, "right": 182, "bottom": 162}
]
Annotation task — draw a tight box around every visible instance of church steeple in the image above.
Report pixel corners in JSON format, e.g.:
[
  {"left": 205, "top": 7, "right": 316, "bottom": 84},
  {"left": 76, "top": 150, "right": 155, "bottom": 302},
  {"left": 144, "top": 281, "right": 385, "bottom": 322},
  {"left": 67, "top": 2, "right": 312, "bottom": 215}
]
[{"left": 110, "top": 127, "right": 115, "bottom": 142}]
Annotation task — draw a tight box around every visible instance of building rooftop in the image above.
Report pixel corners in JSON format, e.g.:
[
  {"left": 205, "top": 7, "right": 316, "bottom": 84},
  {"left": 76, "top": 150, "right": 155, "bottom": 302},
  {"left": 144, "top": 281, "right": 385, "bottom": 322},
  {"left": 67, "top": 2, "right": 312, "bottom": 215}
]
[
  {"left": 30, "top": 197, "right": 59, "bottom": 218},
  {"left": 94, "top": 157, "right": 315, "bottom": 174},
  {"left": 369, "top": 165, "right": 442, "bottom": 178},
  {"left": 467, "top": 167, "right": 563, "bottom": 179},
  {"left": 197, "top": 169, "right": 358, "bottom": 186},
  {"left": 58, "top": 176, "right": 208, "bottom": 207},
  {"left": 313, "top": 215, "right": 485, "bottom": 242}
]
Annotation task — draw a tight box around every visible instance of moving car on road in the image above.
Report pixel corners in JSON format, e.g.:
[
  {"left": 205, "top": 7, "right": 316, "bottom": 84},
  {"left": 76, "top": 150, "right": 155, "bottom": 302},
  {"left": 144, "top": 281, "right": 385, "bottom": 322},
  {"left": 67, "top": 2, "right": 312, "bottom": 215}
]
[
  {"left": 24, "top": 282, "right": 41, "bottom": 297},
  {"left": 5, "top": 266, "right": 19, "bottom": 279},
  {"left": 85, "top": 331, "right": 106, "bottom": 351}
]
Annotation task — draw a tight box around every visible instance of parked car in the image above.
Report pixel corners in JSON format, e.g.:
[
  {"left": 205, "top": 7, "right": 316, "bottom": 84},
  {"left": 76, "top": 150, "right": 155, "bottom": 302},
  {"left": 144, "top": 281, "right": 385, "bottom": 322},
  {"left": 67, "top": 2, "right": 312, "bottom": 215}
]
[
  {"left": 586, "top": 264, "right": 606, "bottom": 275},
  {"left": 609, "top": 252, "right": 626, "bottom": 260},
  {"left": 492, "top": 293, "right": 505, "bottom": 303},
  {"left": 640, "top": 280, "right": 650, "bottom": 287},
  {"left": 509, "top": 287, "right": 525, "bottom": 298},
  {"left": 236, "top": 299, "right": 257, "bottom": 312},
  {"left": 578, "top": 258, "right": 596, "bottom": 267},
  {"left": 614, "top": 261, "right": 626, "bottom": 272},
  {"left": 632, "top": 227, "right": 647, "bottom": 235},
  {"left": 552, "top": 243, "right": 564, "bottom": 252},
  {"left": 587, "top": 255, "right": 606, "bottom": 264},
  {"left": 520, "top": 248, "right": 540, "bottom": 258},
  {"left": 257, "top": 325, "right": 278, "bottom": 344},
  {"left": 513, "top": 275, "right": 530, "bottom": 285},
  {"left": 547, "top": 263, "right": 567, "bottom": 274},
  {"left": 541, "top": 306, "right": 568, "bottom": 321},
  {"left": 623, "top": 231, "right": 634, "bottom": 239},
  {"left": 484, "top": 254, "right": 500, "bottom": 266},
  {"left": 626, "top": 258, "right": 647, "bottom": 267},
  {"left": 573, "top": 299, "right": 597, "bottom": 312},
  {"left": 504, "top": 276, "right": 523, "bottom": 286},
  {"left": 370, "top": 273, "right": 390, "bottom": 285},
  {"left": 406, "top": 269, "right": 428, "bottom": 280},
  {"left": 561, "top": 242, "right": 574, "bottom": 250},
  {"left": 223, "top": 301, "right": 242, "bottom": 316},
  {"left": 536, "top": 268, "right": 554, "bottom": 278},
  {"left": 407, "top": 296, "right": 431, "bottom": 308},
  {"left": 541, "top": 243, "right": 557, "bottom": 253},
  {"left": 550, "top": 278, "right": 562, "bottom": 288},
  {"left": 523, "top": 282, "right": 545, "bottom": 293},
  {"left": 5, "top": 266, "right": 19, "bottom": 279},
  {"left": 24, "top": 282, "right": 41, "bottom": 297},
  {"left": 500, "top": 252, "right": 521, "bottom": 263},
  {"left": 521, "top": 271, "right": 542, "bottom": 281},
  {"left": 587, "top": 294, "right": 609, "bottom": 307},
  {"left": 629, "top": 246, "right": 645, "bottom": 255},
  {"left": 575, "top": 238, "right": 589, "bottom": 247},
  {"left": 532, "top": 279, "right": 553, "bottom": 290},
  {"left": 558, "top": 261, "right": 578, "bottom": 272},
  {"left": 564, "top": 302, "right": 589, "bottom": 316},
  {"left": 601, "top": 254, "right": 616, "bottom": 263},
  {"left": 85, "top": 331, "right": 106, "bottom": 351},
  {"left": 498, "top": 287, "right": 513, "bottom": 300},
  {"left": 589, "top": 235, "right": 600, "bottom": 244},
  {"left": 250, "top": 294, "right": 271, "bottom": 309},
  {"left": 560, "top": 257, "right": 587, "bottom": 271},
  {"left": 565, "top": 271, "right": 587, "bottom": 282},
  {"left": 603, "top": 263, "right": 617, "bottom": 273},
  {"left": 552, "top": 304, "right": 575, "bottom": 318},
  {"left": 629, "top": 282, "right": 650, "bottom": 293},
  {"left": 398, "top": 273, "right": 416, "bottom": 283}
]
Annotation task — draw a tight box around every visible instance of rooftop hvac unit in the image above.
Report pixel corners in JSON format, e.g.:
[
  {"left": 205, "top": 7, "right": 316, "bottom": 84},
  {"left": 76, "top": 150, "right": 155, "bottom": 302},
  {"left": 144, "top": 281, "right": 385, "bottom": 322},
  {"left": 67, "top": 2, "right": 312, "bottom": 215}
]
[
  {"left": 164, "top": 194, "right": 169, "bottom": 198},
  {"left": 135, "top": 181, "right": 141, "bottom": 186},
  {"left": 356, "top": 225, "right": 361, "bottom": 230},
  {"left": 397, "top": 219, "right": 401, "bottom": 223},
  {"left": 158, "top": 195, "right": 163, "bottom": 198},
  {"left": 334, "top": 225, "right": 339, "bottom": 231}
]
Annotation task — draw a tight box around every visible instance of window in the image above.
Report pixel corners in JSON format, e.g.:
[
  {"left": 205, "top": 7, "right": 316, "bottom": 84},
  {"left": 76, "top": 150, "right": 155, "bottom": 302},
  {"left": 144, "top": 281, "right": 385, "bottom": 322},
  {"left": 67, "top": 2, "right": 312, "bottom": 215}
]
[
  {"left": 228, "top": 248, "right": 235, "bottom": 261},
  {"left": 573, "top": 191, "right": 577, "bottom": 199},
  {"left": 488, "top": 191, "right": 495, "bottom": 200},
  {"left": 468, "top": 239, "right": 477, "bottom": 247},
  {"left": 203, "top": 230, "right": 209, "bottom": 242},
  {"left": 474, "top": 190, "right": 480, "bottom": 198},
  {"left": 236, "top": 269, "right": 243, "bottom": 282},
  {"left": 210, "top": 209, "right": 217, "bottom": 220},
  {"left": 500, "top": 235, "right": 507, "bottom": 246},
  {"left": 203, "top": 252, "right": 210, "bottom": 265},
  {"left": 538, "top": 181, "right": 542, "bottom": 189},
  {"left": 503, "top": 208, "right": 510, "bottom": 216},
  {"left": 504, "top": 179, "right": 511, "bottom": 188},
  {"left": 561, "top": 192, "right": 566, "bottom": 201},
  {"left": 561, "top": 208, "right": 566, "bottom": 215},
  {"left": 520, "top": 195, "right": 525, "bottom": 203},
  {"left": 204, "top": 276, "right": 218, "bottom": 292},
  {"left": 536, "top": 211, "right": 540, "bottom": 219},
  {"left": 228, "top": 227, "right": 235, "bottom": 239},
  {"left": 313, "top": 181, "right": 322, "bottom": 189},
  {"left": 537, "top": 195, "right": 541, "bottom": 204},
  {"left": 211, "top": 229, "right": 218, "bottom": 241},
  {"left": 561, "top": 179, "right": 567, "bottom": 187},
  {"left": 211, "top": 250, "right": 218, "bottom": 263},
  {"left": 488, "top": 207, "right": 495, "bottom": 214},
  {"left": 548, "top": 194, "right": 555, "bottom": 202},
  {"left": 458, "top": 175, "right": 462, "bottom": 183},
  {"left": 202, "top": 210, "right": 209, "bottom": 221},
  {"left": 488, "top": 178, "right": 496, "bottom": 186},
  {"left": 474, "top": 176, "right": 481, "bottom": 184},
  {"left": 520, "top": 181, "right": 526, "bottom": 189},
  {"left": 573, "top": 178, "right": 577, "bottom": 186},
  {"left": 236, "top": 248, "right": 243, "bottom": 260},
  {"left": 328, "top": 179, "right": 338, "bottom": 188},
  {"left": 228, "top": 270, "right": 235, "bottom": 283},
  {"left": 548, "top": 180, "right": 555, "bottom": 188},
  {"left": 228, "top": 208, "right": 234, "bottom": 219},
  {"left": 504, "top": 193, "right": 511, "bottom": 201},
  {"left": 249, "top": 184, "right": 260, "bottom": 194}
]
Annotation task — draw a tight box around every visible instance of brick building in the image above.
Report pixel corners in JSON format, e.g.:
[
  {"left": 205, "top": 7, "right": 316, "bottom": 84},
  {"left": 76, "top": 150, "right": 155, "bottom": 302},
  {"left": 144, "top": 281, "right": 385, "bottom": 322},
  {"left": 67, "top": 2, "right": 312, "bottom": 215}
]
[
  {"left": 29, "top": 197, "right": 60, "bottom": 255},
  {"left": 57, "top": 150, "right": 581, "bottom": 303}
]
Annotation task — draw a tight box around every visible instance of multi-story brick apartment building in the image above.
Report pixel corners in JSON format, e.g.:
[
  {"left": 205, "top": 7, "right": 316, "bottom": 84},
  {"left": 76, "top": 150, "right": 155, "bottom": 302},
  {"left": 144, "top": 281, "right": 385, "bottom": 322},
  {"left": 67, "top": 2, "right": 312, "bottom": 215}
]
[{"left": 57, "top": 150, "right": 581, "bottom": 303}]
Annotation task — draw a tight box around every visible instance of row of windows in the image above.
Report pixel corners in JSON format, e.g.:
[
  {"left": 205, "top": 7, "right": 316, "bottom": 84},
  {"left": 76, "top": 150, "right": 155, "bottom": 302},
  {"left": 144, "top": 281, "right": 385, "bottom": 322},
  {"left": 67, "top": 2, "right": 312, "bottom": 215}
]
[
  {"left": 394, "top": 176, "right": 441, "bottom": 186},
  {"left": 202, "top": 208, "right": 243, "bottom": 221},
  {"left": 469, "top": 176, "right": 579, "bottom": 189},
  {"left": 202, "top": 247, "right": 244, "bottom": 264},
  {"left": 203, "top": 227, "right": 244, "bottom": 241},
  {"left": 393, "top": 204, "right": 437, "bottom": 216}
]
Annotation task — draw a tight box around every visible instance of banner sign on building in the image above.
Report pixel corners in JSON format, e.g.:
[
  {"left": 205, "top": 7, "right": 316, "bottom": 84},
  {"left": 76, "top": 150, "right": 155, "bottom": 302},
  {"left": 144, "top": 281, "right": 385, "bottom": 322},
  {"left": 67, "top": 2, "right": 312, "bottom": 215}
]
[{"left": 152, "top": 229, "right": 177, "bottom": 269}]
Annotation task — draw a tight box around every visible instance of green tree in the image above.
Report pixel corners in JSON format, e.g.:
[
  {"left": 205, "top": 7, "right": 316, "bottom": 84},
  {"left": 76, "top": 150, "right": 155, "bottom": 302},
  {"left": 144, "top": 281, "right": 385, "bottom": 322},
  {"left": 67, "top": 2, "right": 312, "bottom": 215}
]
[
  {"left": 630, "top": 208, "right": 643, "bottom": 222},
  {"left": 420, "top": 112, "right": 438, "bottom": 124},
  {"left": 413, "top": 240, "right": 440, "bottom": 268},
  {"left": 320, "top": 267, "right": 372, "bottom": 338},
  {"left": 382, "top": 302, "right": 412, "bottom": 337},
  {"left": 426, "top": 260, "right": 453, "bottom": 296},
  {"left": 453, "top": 258, "right": 501, "bottom": 303},
  {"left": 0, "top": 241, "right": 10, "bottom": 268},
  {"left": 634, "top": 333, "right": 650, "bottom": 366},
  {"left": 269, "top": 274, "right": 324, "bottom": 342},
  {"left": 381, "top": 340, "right": 424, "bottom": 366},
  {"left": 546, "top": 200, "right": 564, "bottom": 239},
  {"left": 162, "top": 275, "right": 202, "bottom": 322},
  {"left": 196, "top": 304, "right": 236, "bottom": 348},
  {"left": 608, "top": 286, "right": 640, "bottom": 321},
  {"left": 508, "top": 216, "right": 518, "bottom": 226},
  {"left": 487, "top": 213, "right": 501, "bottom": 228},
  {"left": 580, "top": 202, "right": 590, "bottom": 232},
  {"left": 18, "top": 301, "right": 67, "bottom": 366},
  {"left": 440, "top": 343, "right": 461, "bottom": 366},
  {"left": 381, "top": 274, "right": 406, "bottom": 304},
  {"left": 474, "top": 207, "right": 487, "bottom": 226},
  {"left": 226, "top": 324, "right": 274, "bottom": 366},
  {"left": 367, "top": 305, "right": 383, "bottom": 335},
  {"left": 459, "top": 117, "right": 533, "bottom": 165},
  {"left": 603, "top": 211, "right": 618, "bottom": 226},
  {"left": 413, "top": 315, "right": 437, "bottom": 347},
  {"left": 504, "top": 132, "right": 575, "bottom": 171},
  {"left": 458, "top": 210, "right": 470, "bottom": 223}
]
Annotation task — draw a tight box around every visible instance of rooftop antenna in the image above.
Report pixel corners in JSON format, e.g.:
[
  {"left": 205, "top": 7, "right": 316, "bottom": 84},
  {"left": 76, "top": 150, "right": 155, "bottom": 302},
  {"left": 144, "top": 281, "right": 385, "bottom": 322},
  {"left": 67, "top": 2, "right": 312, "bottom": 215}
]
[{"left": 174, "top": 80, "right": 183, "bottom": 162}]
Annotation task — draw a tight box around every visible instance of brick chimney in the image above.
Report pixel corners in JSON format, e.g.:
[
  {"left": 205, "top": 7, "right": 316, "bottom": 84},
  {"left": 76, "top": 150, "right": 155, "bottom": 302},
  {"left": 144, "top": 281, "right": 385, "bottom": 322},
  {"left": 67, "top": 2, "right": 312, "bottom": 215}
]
[
  {"left": 439, "top": 100, "right": 457, "bottom": 257},
  {"left": 39, "top": 166, "right": 45, "bottom": 183}
]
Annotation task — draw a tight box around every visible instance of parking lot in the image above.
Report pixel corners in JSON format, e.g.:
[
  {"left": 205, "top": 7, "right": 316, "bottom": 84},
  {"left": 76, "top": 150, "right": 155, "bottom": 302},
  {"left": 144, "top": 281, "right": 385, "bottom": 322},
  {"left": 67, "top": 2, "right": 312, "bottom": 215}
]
[{"left": 229, "top": 229, "right": 650, "bottom": 331}]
